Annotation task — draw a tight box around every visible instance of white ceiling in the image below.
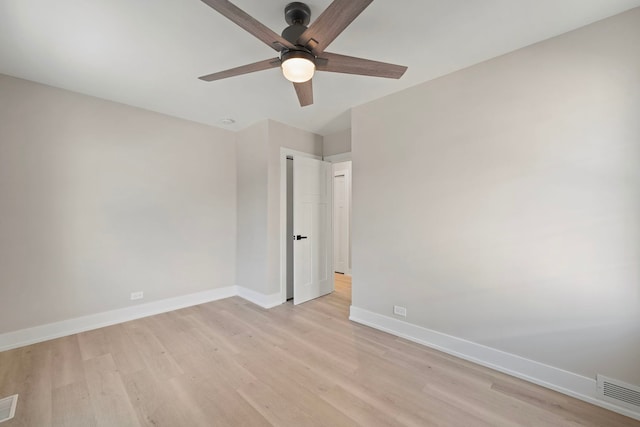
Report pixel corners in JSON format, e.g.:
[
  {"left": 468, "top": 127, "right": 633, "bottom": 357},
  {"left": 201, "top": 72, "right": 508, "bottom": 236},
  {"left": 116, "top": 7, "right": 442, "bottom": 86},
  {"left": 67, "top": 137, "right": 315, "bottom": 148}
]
[{"left": 1, "top": 0, "right": 639, "bottom": 135}]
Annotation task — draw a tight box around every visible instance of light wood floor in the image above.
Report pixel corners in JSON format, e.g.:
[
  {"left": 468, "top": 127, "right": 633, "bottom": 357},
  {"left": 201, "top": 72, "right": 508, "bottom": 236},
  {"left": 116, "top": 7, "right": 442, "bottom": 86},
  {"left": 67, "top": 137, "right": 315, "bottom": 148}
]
[{"left": 1, "top": 274, "right": 637, "bottom": 426}]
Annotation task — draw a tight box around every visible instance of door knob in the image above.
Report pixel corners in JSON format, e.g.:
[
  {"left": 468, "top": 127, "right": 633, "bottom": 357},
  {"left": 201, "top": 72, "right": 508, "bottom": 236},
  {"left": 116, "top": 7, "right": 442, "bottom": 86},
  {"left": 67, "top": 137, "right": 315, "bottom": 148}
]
[{"left": 295, "top": 235, "right": 308, "bottom": 240}]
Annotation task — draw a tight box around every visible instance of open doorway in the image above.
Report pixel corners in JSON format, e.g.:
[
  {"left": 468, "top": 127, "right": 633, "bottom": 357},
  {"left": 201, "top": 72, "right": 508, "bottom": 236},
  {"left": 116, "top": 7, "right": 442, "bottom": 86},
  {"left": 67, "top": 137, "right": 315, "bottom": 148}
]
[
  {"left": 333, "top": 272, "right": 352, "bottom": 305},
  {"left": 333, "top": 161, "right": 351, "bottom": 275},
  {"left": 332, "top": 160, "right": 352, "bottom": 302},
  {"left": 282, "top": 151, "right": 333, "bottom": 305},
  {"left": 280, "top": 150, "right": 352, "bottom": 307}
]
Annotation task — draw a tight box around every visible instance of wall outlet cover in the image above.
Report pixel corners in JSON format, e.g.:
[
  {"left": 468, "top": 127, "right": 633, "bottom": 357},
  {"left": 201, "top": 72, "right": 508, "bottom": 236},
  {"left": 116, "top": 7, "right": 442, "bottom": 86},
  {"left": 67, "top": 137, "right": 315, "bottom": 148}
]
[{"left": 393, "top": 305, "right": 407, "bottom": 317}]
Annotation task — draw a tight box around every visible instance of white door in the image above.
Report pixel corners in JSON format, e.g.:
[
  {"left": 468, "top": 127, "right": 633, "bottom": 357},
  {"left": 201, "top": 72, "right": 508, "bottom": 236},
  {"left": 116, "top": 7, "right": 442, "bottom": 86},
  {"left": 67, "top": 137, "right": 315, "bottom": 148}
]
[
  {"left": 333, "top": 172, "right": 350, "bottom": 273},
  {"left": 293, "top": 157, "right": 333, "bottom": 305}
]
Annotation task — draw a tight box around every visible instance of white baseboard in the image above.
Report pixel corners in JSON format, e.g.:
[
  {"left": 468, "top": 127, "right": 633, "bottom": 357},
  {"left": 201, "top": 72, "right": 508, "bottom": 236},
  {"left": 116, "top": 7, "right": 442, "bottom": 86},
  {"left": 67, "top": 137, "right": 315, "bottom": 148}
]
[
  {"left": 0, "top": 286, "right": 236, "bottom": 352},
  {"left": 0, "top": 285, "right": 285, "bottom": 352},
  {"left": 236, "top": 286, "right": 283, "bottom": 309},
  {"left": 349, "top": 305, "right": 640, "bottom": 422}
]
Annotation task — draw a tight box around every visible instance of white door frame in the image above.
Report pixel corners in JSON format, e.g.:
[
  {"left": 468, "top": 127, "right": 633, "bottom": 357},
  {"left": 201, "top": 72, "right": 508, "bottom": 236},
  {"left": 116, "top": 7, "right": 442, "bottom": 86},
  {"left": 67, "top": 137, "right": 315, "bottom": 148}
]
[
  {"left": 279, "top": 148, "right": 323, "bottom": 304},
  {"left": 324, "top": 152, "right": 352, "bottom": 163}
]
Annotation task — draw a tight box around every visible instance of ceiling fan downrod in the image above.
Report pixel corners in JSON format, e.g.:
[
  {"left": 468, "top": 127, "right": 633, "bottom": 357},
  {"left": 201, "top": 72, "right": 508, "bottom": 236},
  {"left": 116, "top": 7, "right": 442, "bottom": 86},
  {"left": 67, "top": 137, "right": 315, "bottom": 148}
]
[{"left": 282, "top": 2, "right": 312, "bottom": 46}]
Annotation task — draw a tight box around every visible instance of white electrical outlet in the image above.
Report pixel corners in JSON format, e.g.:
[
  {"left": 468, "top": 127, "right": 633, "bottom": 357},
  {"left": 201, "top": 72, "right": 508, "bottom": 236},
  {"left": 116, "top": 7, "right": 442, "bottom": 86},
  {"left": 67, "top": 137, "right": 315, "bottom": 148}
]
[
  {"left": 130, "top": 291, "right": 144, "bottom": 301},
  {"left": 393, "top": 305, "right": 407, "bottom": 317}
]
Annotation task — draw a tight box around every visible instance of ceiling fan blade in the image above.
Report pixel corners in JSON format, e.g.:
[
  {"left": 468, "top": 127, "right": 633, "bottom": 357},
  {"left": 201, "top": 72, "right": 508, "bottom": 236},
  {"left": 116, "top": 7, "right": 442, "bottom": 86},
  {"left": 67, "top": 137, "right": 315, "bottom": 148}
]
[
  {"left": 293, "top": 80, "right": 313, "bottom": 107},
  {"left": 316, "top": 52, "right": 407, "bottom": 79},
  {"left": 198, "top": 58, "right": 281, "bottom": 82},
  {"left": 297, "top": 0, "right": 372, "bottom": 56},
  {"left": 201, "top": 0, "right": 296, "bottom": 51}
]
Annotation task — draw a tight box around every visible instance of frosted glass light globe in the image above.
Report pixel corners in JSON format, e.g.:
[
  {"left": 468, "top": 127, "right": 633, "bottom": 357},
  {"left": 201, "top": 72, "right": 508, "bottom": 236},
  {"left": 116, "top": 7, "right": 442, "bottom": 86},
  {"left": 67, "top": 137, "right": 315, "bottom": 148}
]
[{"left": 281, "top": 52, "right": 315, "bottom": 83}]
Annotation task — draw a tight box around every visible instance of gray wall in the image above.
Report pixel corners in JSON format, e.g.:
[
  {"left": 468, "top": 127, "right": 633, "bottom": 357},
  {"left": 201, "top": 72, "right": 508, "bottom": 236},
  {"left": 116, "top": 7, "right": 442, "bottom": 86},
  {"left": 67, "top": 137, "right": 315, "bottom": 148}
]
[
  {"left": 352, "top": 8, "right": 640, "bottom": 384},
  {"left": 235, "top": 121, "right": 269, "bottom": 294},
  {"left": 323, "top": 129, "right": 351, "bottom": 157},
  {"left": 0, "top": 74, "right": 237, "bottom": 333}
]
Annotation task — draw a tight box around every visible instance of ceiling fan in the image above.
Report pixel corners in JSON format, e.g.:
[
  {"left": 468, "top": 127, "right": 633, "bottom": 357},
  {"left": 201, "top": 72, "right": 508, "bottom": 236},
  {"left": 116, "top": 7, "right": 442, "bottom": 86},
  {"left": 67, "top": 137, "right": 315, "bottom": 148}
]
[{"left": 198, "top": 0, "right": 407, "bottom": 107}]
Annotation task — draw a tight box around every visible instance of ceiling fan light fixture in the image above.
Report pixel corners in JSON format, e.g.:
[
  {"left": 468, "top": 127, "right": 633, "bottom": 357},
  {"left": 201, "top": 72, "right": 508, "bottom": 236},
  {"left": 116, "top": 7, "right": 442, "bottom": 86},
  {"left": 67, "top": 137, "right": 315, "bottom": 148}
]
[
  {"left": 281, "top": 50, "right": 315, "bottom": 83},
  {"left": 198, "top": 0, "right": 407, "bottom": 107}
]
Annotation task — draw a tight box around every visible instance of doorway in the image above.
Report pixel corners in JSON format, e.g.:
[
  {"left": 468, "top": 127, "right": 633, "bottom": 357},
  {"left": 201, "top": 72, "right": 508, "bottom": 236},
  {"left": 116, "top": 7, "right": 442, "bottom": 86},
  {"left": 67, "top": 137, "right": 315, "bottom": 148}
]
[
  {"left": 331, "top": 160, "right": 352, "bottom": 306},
  {"left": 281, "top": 151, "right": 333, "bottom": 305},
  {"left": 280, "top": 150, "right": 353, "bottom": 306},
  {"left": 332, "top": 161, "right": 351, "bottom": 276}
]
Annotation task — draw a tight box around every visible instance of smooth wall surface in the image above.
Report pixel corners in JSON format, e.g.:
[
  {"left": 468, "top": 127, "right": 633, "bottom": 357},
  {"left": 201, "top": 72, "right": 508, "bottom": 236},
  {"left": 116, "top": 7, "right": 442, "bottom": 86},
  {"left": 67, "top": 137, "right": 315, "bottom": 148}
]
[
  {"left": 323, "top": 128, "right": 351, "bottom": 157},
  {"left": 235, "top": 121, "right": 269, "bottom": 294},
  {"left": 0, "top": 74, "right": 237, "bottom": 333},
  {"left": 352, "top": 9, "right": 640, "bottom": 384}
]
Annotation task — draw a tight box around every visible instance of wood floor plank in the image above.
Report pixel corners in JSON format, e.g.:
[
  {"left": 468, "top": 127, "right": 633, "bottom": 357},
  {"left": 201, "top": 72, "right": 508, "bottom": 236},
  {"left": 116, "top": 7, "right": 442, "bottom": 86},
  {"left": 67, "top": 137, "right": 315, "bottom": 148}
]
[
  {"left": 172, "top": 374, "right": 272, "bottom": 427},
  {"left": 235, "top": 352, "right": 360, "bottom": 427},
  {"left": 315, "top": 383, "right": 407, "bottom": 427},
  {"left": 0, "top": 348, "right": 19, "bottom": 394},
  {"left": 237, "top": 380, "right": 322, "bottom": 427},
  {"left": 122, "top": 369, "right": 210, "bottom": 427},
  {"left": 121, "top": 323, "right": 183, "bottom": 380},
  {"left": 423, "top": 373, "right": 561, "bottom": 426},
  {"left": 50, "top": 336, "right": 84, "bottom": 390},
  {"left": 100, "top": 324, "right": 146, "bottom": 376},
  {"left": 83, "top": 354, "right": 141, "bottom": 427},
  {"left": 77, "top": 329, "right": 110, "bottom": 362},
  {"left": 182, "top": 313, "right": 242, "bottom": 354},
  {"left": 1, "top": 274, "right": 638, "bottom": 426},
  {"left": 51, "top": 380, "right": 96, "bottom": 427},
  {"left": 1, "top": 343, "right": 53, "bottom": 427}
]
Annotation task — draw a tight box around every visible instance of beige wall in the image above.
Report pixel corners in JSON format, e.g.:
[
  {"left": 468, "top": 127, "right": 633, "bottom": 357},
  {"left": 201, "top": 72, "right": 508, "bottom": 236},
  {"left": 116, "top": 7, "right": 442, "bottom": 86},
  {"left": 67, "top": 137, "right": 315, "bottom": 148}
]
[
  {"left": 235, "top": 121, "right": 269, "bottom": 294},
  {"left": 323, "top": 129, "right": 351, "bottom": 157},
  {"left": 352, "top": 9, "right": 640, "bottom": 384},
  {"left": 234, "top": 119, "right": 322, "bottom": 297},
  {"left": 0, "top": 74, "right": 237, "bottom": 333}
]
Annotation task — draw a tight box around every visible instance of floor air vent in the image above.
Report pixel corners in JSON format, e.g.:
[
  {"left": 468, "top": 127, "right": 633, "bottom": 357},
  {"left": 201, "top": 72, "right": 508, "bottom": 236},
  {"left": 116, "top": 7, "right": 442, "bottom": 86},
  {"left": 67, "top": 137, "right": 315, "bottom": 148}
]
[
  {"left": 0, "top": 395, "right": 18, "bottom": 423},
  {"left": 597, "top": 375, "right": 640, "bottom": 412}
]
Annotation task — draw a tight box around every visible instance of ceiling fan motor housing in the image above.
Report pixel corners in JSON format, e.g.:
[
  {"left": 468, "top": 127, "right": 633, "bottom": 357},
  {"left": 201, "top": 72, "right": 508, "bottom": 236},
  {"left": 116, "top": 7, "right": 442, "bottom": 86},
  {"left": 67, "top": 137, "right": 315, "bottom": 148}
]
[
  {"left": 282, "top": 2, "right": 311, "bottom": 46},
  {"left": 281, "top": 49, "right": 315, "bottom": 64},
  {"left": 284, "top": 2, "right": 311, "bottom": 26},
  {"left": 282, "top": 24, "right": 307, "bottom": 45}
]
